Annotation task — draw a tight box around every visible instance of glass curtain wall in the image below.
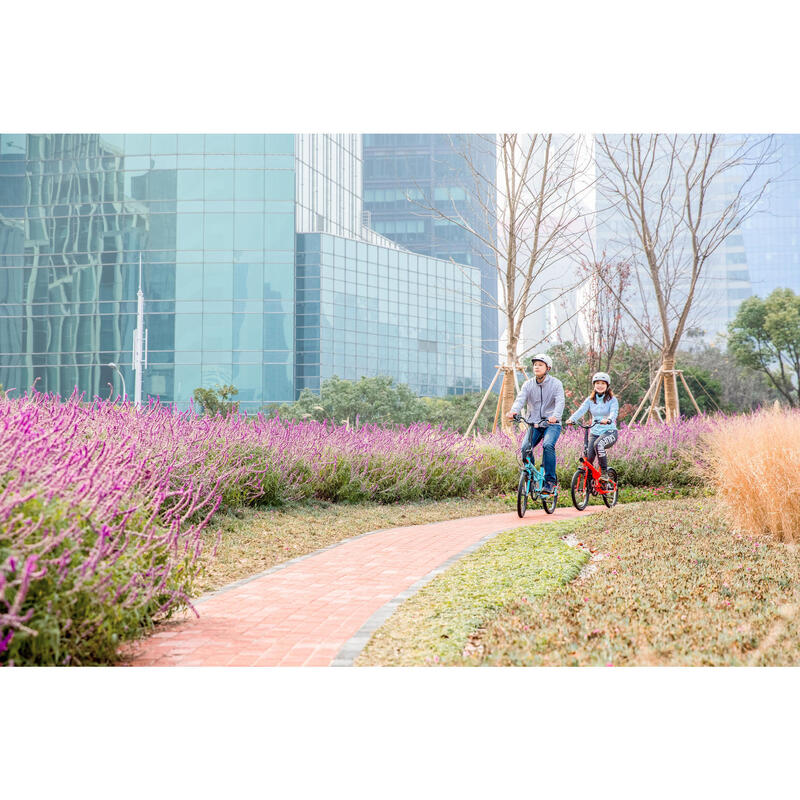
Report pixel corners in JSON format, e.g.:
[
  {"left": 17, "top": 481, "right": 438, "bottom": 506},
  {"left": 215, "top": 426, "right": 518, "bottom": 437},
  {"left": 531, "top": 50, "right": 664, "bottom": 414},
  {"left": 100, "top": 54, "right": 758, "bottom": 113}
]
[
  {"left": 295, "top": 135, "right": 362, "bottom": 239},
  {"left": 296, "top": 233, "right": 482, "bottom": 397},
  {"left": 741, "top": 134, "right": 800, "bottom": 298},
  {"left": 0, "top": 133, "right": 296, "bottom": 410}
]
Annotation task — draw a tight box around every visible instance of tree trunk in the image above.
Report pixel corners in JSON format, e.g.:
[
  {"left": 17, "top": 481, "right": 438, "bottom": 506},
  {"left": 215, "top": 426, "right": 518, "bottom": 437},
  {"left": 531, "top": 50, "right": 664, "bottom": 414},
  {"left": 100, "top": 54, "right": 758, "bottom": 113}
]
[
  {"left": 661, "top": 354, "right": 680, "bottom": 422},
  {"left": 500, "top": 367, "right": 518, "bottom": 434}
]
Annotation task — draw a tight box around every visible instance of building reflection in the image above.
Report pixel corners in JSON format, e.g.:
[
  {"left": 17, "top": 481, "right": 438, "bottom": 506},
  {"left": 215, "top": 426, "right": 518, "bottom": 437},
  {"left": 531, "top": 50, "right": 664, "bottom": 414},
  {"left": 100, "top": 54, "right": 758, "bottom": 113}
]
[{"left": 0, "top": 134, "right": 150, "bottom": 399}]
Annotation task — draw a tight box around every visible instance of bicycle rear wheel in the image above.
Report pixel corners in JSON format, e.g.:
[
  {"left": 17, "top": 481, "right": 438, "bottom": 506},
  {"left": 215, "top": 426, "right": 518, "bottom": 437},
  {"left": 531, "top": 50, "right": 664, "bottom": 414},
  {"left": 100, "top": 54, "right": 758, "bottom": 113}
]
[
  {"left": 517, "top": 473, "right": 528, "bottom": 518},
  {"left": 570, "top": 469, "right": 590, "bottom": 510},
  {"left": 602, "top": 468, "right": 619, "bottom": 508},
  {"left": 541, "top": 487, "right": 557, "bottom": 515}
]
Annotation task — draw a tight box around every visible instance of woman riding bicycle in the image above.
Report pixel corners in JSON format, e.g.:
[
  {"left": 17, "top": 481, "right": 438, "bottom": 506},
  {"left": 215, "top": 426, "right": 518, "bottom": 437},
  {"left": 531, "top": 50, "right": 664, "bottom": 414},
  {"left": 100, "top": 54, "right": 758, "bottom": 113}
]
[{"left": 565, "top": 372, "right": 619, "bottom": 485}]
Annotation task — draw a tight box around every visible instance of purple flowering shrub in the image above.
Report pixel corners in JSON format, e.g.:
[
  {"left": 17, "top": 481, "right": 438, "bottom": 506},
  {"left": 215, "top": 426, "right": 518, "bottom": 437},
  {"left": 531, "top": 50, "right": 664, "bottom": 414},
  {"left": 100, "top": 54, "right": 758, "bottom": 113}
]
[
  {"left": 1, "top": 389, "right": 716, "bottom": 665},
  {"left": 1, "top": 392, "right": 221, "bottom": 665},
  {"left": 0, "top": 393, "right": 496, "bottom": 663}
]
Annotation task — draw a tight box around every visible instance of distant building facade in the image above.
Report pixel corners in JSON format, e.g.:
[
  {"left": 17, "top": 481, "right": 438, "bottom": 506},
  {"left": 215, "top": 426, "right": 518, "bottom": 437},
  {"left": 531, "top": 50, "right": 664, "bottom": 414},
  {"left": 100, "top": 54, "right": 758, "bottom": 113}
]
[{"left": 362, "top": 134, "right": 498, "bottom": 388}]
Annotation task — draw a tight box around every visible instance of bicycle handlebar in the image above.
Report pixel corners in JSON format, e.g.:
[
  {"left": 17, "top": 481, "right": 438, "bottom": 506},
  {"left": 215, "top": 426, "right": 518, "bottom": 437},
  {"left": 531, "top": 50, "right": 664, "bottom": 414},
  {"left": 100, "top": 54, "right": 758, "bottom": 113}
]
[{"left": 512, "top": 414, "right": 551, "bottom": 427}]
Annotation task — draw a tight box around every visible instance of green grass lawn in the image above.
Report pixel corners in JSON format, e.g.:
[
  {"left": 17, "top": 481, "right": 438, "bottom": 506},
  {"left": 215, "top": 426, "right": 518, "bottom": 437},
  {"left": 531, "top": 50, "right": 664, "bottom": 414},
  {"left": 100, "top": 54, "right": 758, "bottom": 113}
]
[
  {"left": 359, "top": 497, "right": 800, "bottom": 666},
  {"left": 356, "top": 519, "right": 589, "bottom": 665}
]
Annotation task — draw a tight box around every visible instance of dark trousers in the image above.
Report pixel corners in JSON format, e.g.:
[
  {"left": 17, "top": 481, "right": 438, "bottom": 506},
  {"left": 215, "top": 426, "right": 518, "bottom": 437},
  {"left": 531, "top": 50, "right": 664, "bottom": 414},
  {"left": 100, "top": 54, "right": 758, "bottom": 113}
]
[
  {"left": 521, "top": 424, "right": 561, "bottom": 486},
  {"left": 587, "top": 430, "right": 618, "bottom": 472}
]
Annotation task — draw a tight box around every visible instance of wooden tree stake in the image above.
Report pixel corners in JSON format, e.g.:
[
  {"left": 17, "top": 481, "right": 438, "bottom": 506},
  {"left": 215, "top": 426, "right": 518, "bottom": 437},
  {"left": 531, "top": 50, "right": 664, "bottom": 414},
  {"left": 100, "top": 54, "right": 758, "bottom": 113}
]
[
  {"left": 465, "top": 366, "right": 502, "bottom": 437},
  {"left": 677, "top": 370, "right": 703, "bottom": 415}
]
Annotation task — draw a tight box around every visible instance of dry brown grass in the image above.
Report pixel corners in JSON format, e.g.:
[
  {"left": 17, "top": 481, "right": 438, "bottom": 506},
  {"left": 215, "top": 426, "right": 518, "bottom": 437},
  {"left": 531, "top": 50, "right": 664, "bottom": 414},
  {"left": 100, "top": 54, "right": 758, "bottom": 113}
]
[{"left": 701, "top": 407, "right": 800, "bottom": 543}]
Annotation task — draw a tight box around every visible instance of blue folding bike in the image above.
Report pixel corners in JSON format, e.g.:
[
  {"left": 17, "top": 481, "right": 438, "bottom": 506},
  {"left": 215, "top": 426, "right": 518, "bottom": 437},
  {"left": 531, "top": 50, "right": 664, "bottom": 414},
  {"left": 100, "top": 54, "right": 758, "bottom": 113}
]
[{"left": 513, "top": 415, "right": 558, "bottom": 517}]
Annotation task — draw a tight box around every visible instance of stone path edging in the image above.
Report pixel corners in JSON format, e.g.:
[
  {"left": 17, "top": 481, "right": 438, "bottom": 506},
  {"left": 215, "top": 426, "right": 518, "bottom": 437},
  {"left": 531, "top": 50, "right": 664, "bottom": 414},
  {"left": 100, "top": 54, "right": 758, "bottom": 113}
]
[{"left": 331, "top": 524, "right": 526, "bottom": 666}]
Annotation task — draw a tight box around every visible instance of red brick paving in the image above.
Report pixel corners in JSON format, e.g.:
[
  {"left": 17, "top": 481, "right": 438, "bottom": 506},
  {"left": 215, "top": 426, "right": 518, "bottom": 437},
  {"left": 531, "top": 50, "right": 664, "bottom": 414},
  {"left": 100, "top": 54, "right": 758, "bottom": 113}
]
[{"left": 126, "top": 506, "right": 602, "bottom": 667}]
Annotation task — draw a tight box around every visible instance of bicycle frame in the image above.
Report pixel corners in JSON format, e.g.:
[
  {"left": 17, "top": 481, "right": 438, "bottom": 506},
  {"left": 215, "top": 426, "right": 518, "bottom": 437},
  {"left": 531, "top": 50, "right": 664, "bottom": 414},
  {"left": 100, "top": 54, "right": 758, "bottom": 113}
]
[
  {"left": 521, "top": 456, "right": 546, "bottom": 496},
  {"left": 574, "top": 423, "right": 614, "bottom": 495},
  {"left": 515, "top": 416, "right": 556, "bottom": 498}
]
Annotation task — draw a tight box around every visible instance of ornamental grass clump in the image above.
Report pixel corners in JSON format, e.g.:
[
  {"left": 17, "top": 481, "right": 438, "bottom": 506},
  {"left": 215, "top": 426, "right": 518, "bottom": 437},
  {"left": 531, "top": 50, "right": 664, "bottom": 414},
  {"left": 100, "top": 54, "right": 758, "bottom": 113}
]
[{"left": 700, "top": 406, "right": 800, "bottom": 543}]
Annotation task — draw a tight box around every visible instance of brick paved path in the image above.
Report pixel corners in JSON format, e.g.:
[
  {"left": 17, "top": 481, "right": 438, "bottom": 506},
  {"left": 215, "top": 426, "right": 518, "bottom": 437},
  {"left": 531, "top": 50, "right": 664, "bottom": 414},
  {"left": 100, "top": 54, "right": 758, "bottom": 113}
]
[{"left": 127, "top": 506, "right": 602, "bottom": 667}]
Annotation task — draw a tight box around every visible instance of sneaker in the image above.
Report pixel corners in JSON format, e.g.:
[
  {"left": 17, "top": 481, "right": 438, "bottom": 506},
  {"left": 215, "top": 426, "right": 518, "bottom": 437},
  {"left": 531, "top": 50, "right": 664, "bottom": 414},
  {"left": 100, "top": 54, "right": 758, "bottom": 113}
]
[
  {"left": 543, "top": 481, "right": 557, "bottom": 495},
  {"left": 599, "top": 471, "right": 610, "bottom": 485}
]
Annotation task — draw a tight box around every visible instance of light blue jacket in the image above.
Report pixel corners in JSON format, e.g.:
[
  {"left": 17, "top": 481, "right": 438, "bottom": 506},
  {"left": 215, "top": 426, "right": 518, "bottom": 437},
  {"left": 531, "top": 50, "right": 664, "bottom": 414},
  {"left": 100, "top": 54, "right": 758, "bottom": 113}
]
[{"left": 567, "top": 393, "right": 619, "bottom": 435}]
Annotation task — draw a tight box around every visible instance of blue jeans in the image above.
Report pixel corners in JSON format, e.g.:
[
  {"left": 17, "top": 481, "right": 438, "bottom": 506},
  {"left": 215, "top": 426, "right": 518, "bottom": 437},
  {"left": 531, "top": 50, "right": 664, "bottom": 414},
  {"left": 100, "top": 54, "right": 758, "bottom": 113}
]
[{"left": 522, "top": 424, "right": 561, "bottom": 486}]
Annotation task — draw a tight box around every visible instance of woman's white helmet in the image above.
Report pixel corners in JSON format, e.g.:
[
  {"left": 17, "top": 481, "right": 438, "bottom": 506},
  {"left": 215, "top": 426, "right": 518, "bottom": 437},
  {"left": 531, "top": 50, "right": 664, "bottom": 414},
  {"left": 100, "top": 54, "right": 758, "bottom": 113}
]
[
  {"left": 531, "top": 353, "right": 553, "bottom": 370},
  {"left": 592, "top": 371, "right": 611, "bottom": 386}
]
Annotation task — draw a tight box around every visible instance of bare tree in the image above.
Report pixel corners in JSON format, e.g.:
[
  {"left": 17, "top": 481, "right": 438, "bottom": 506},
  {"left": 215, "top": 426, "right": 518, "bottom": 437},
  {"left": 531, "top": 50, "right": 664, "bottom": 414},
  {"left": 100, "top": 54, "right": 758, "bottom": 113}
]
[
  {"left": 552, "top": 253, "right": 659, "bottom": 420},
  {"left": 417, "top": 134, "right": 595, "bottom": 431},
  {"left": 595, "top": 134, "right": 776, "bottom": 421},
  {"left": 578, "top": 255, "right": 634, "bottom": 375}
]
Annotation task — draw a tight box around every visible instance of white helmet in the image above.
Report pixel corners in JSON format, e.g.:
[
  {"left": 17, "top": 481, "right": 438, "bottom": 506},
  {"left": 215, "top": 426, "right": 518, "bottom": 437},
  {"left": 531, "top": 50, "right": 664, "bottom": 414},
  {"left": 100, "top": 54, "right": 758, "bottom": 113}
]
[
  {"left": 592, "top": 371, "right": 611, "bottom": 386},
  {"left": 531, "top": 353, "right": 553, "bottom": 370}
]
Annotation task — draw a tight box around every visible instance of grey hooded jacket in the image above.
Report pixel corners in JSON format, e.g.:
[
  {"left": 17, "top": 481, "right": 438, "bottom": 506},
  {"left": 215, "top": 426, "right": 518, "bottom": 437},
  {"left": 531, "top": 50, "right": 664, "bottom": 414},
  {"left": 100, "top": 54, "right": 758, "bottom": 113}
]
[{"left": 509, "top": 374, "right": 566, "bottom": 424}]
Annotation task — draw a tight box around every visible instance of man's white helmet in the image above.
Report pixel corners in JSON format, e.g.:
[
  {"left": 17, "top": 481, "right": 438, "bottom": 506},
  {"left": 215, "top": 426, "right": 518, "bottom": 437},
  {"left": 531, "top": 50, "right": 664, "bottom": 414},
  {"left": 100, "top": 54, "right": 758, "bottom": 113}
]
[
  {"left": 592, "top": 371, "right": 611, "bottom": 386},
  {"left": 531, "top": 353, "right": 553, "bottom": 370}
]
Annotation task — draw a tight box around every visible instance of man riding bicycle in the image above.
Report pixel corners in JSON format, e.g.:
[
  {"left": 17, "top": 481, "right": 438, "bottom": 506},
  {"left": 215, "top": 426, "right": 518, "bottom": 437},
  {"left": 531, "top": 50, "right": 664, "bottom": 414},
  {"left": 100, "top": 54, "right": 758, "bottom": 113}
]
[
  {"left": 565, "top": 371, "right": 619, "bottom": 485},
  {"left": 505, "top": 353, "right": 565, "bottom": 495}
]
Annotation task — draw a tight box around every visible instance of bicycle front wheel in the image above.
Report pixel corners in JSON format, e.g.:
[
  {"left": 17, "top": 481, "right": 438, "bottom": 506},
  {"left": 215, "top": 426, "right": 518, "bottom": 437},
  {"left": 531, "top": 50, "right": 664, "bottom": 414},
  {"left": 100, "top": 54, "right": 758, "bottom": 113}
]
[
  {"left": 517, "top": 473, "right": 528, "bottom": 518},
  {"left": 541, "top": 488, "right": 557, "bottom": 515},
  {"left": 570, "top": 469, "right": 590, "bottom": 511},
  {"left": 602, "top": 468, "right": 619, "bottom": 508}
]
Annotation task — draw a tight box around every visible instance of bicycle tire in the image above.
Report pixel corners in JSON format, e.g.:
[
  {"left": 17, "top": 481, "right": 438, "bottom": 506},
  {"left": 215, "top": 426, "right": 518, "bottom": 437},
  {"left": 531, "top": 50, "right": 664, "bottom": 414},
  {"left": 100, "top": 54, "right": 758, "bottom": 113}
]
[
  {"left": 541, "top": 489, "right": 557, "bottom": 515},
  {"left": 570, "top": 469, "right": 590, "bottom": 510},
  {"left": 517, "top": 472, "right": 528, "bottom": 518},
  {"left": 602, "top": 468, "right": 619, "bottom": 508}
]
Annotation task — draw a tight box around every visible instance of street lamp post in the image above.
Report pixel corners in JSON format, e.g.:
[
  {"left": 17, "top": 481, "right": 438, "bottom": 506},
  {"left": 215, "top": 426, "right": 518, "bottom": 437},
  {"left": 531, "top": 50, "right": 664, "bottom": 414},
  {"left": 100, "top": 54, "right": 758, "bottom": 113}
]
[
  {"left": 108, "top": 362, "right": 127, "bottom": 401},
  {"left": 132, "top": 253, "right": 148, "bottom": 408}
]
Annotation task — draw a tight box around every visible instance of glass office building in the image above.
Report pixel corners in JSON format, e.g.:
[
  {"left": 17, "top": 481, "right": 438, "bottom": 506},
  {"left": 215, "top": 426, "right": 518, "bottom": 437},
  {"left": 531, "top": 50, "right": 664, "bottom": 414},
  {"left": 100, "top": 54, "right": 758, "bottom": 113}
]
[
  {"left": 296, "top": 233, "right": 481, "bottom": 396},
  {"left": 362, "top": 134, "right": 498, "bottom": 388},
  {"left": 1, "top": 133, "right": 483, "bottom": 408},
  {"left": 0, "top": 133, "right": 296, "bottom": 410}
]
